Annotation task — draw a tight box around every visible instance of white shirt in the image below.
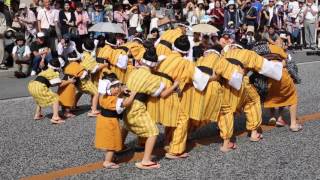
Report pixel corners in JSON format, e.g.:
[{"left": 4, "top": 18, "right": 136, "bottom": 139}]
[
  {"left": 288, "top": 1, "right": 299, "bottom": 18},
  {"left": 303, "top": 4, "right": 318, "bottom": 22},
  {"left": 129, "top": 13, "right": 141, "bottom": 28},
  {"left": 37, "top": 8, "right": 58, "bottom": 29},
  {"left": 267, "top": 6, "right": 275, "bottom": 25},
  {"left": 12, "top": 45, "right": 31, "bottom": 57}
]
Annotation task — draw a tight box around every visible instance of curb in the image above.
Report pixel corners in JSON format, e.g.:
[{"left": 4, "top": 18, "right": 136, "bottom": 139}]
[{"left": 0, "top": 68, "right": 15, "bottom": 78}]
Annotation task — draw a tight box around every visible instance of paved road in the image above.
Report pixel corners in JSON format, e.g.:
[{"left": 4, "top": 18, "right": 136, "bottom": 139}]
[
  {"left": 0, "top": 52, "right": 319, "bottom": 100},
  {"left": 0, "top": 55, "right": 320, "bottom": 179}
]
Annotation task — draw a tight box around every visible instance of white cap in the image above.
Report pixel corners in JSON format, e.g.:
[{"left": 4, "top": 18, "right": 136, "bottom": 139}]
[
  {"left": 19, "top": 3, "right": 27, "bottom": 9},
  {"left": 37, "top": 32, "right": 45, "bottom": 38},
  {"left": 123, "top": 0, "right": 131, "bottom": 5},
  {"left": 198, "top": 0, "right": 204, "bottom": 4}
]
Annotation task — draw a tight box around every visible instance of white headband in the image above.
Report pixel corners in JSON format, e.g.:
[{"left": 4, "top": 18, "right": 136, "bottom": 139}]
[
  {"left": 173, "top": 45, "right": 190, "bottom": 54},
  {"left": 141, "top": 58, "right": 158, "bottom": 68},
  {"left": 132, "top": 37, "right": 143, "bottom": 43},
  {"left": 82, "top": 44, "right": 94, "bottom": 52},
  {"left": 48, "top": 64, "right": 60, "bottom": 70},
  {"left": 204, "top": 49, "right": 221, "bottom": 56},
  {"left": 105, "top": 40, "right": 117, "bottom": 47},
  {"left": 223, "top": 44, "right": 244, "bottom": 53}
]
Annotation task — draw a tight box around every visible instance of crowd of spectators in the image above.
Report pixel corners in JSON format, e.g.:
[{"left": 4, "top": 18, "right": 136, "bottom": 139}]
[{"left": 0, "top": 0, "right": 319, "bottom": 78}]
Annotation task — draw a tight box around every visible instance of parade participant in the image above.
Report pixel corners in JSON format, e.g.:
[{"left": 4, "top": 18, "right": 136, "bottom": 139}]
[
  {"left": 218, "top": 42, "right": 283, "bottom": 152},
  {"left": 155, "top": 22, "right": 190, "bottom": 58},
  {"left": 254, "top": 43, "right": 302, "bottom": 132},
  {"left": 147, "top": 35, "right": 212, "bottom": 159},
  {"left": 75, "top": 38, "right": 107, "bottom": 117},
  {"left": 187, "top": 45, "right": 245, "bottom": 152},
  {"left": 96, "top": 34, "right": 129, "bottom": 83},
  {"left": 95, "top": 73, "right": 136, "bottom": 169},
  {"left": 28, "top": 58, "right": 75, "bottom": 124},
  {"left": 58, "top": 51, "right": 87, "bottom": 118},
  {"left": 125, "top": 47, "right": 180, "bottom": 170}
]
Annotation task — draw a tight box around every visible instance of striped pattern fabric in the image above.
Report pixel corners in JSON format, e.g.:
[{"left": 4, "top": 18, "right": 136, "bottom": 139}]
[
  {"left": 78, "top": 78, "right": 98, "bottom": 95},
  {"left": 223, "top": 49, "right": 264, "bottom": 72},
  {"left": 81, "top": 52, "right": 100, "bottom": 73},
  {"left": 97, "top": 45, "right": 128, "bottom": 82},
  {"left": 28, "top": 68, "right": 59, "bottom": 107},
  {"left": 156, "top": 28, "right": 183, "bottom": 56},
  {"left": 125, "top": 67, "right": 163, "bottom": 137},
  {"left": 147, "top": 52, "right": 195, "bottom": 127},
  {"left": 124, "top": 41, "right": 145, "bottom": 62},
  {"left": 219, "top": 76, "right": 262, "bottom": 139}
]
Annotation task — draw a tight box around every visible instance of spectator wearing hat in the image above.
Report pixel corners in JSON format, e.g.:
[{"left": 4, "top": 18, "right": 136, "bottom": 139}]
[
  {"left": 57, "top": 34, "right": 77, "bottom": 61},
  {"left": 243, "top": 0, "right": 258, "bottom": 29},
  {"left": 12, "top": 35, "right": 31, "bottom": 78},
  {"left": 224, "top": 0, "right": 241, "bottom": 30},
  {"left": 303, "top": 0, "right": 318, "bottom": 49},
  {"left": 219, "top": 30, "right": 235, "bottom": 47},
  {"left": 17, "top": 3, "right": 37, "bottom": 42},
  {"left": 59, "top": 2, "right": 76, "bottom": 36},
  {"left": 30, "top": 32, "right": 52, "bottom": 76}
]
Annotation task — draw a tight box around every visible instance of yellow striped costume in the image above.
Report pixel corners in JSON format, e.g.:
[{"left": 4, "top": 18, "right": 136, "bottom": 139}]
[
  {"left": 96, "top": 44, "right": 129, "bottom": 83},
  {"left": 188, "top": 53, "right": 240, "bottom": 122},
  {"left": 58, "top": 62, "right": 86, "bottom": 107},
  {"left": 147, "top": 52, "right": 195, "bottom": 127},
  {"left": 218, "top": 49, "right": 265, "bottom": 139},
  {"left": 125, "top": 67, "right": 164, "bottom": 137},
  {"left": 28, "top": 68, "right": 60, "bottom": 107},
  {"left": 156, "top": 28, "right": 183, "bottom": 56},
  {"left": 79, "top": 52, "right": 98, "bottom": 95}
]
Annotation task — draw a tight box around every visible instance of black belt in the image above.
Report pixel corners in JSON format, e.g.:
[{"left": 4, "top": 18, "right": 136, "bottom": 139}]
[
  {"left": 35, "top": 76, "right": 50, "bottom": 88},
  {"left": 226, "top": 58, "right": 244, "bottom": 69},
  {"left": 101, "top": 108, "right": 122, "bottom": 118},
  {"left": 96, "top": 57, "right": 106, "bottom": 64},
  {"left": 159, "top": 40, "right": 172, "bottom": 50},
  {"left": 197, "top": 66, "right": 213, "bottom": 76},
  {"left": 117, "top": 46, "right": 129, "bottom": 53},
  {"left": 134, "top": 93, "right": 149, "bottom": 103},
  {"left": 151, "top": 71, "right": 174, "bottom": 83},
  {"left": 63, "top": 74, "right": 80, "bottom": 84}
]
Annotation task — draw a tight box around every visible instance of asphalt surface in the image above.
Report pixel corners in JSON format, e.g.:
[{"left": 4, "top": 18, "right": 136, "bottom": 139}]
[{"left": 0, "top": 54, "right": 320, "bottom": 179}]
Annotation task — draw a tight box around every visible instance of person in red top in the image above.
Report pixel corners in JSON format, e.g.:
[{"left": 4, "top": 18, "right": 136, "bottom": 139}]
[{"left": 209, "top": 1, "right": 224, "bottom": 33}]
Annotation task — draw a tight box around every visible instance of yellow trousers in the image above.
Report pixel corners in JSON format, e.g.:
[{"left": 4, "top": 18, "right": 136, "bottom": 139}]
[
  {"left": 168, "top": 108, "right": 189, "bottom": 155},
  {"left": 218, "top": 77, "right": 262, "bottom": 140}
]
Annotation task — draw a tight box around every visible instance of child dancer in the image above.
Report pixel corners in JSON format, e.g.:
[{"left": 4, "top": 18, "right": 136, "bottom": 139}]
[
  {"left": 28, "top": 58, "right": 75, "bottom": 124},
  {"left": 95, "top": 73, "right": 136, "bottom": 169}
]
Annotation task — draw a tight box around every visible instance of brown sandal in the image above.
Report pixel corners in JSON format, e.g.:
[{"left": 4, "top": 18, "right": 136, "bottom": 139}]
[{"left": 165, "top": 152, "right": 189, "bottom": 160}]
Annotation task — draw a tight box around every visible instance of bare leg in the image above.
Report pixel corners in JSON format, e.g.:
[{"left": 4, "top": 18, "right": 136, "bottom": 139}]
[
  {"left": 34, "top": 105, "right": 43, "bottom": 119},
  {"left": 289, "top": 104, "right": 298, "bottom": 128},
  {"left": 103, "top": 151, "right": 119, "bottom": 169},
  {"left": 91, "top": 93, "right": 99, "bottom": 112},
  {"left": 142, "top": 136, "right": 157, "bottom": 164},
  {"left": 51, "top": 101, "right": 64, "bottom": 124}
]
